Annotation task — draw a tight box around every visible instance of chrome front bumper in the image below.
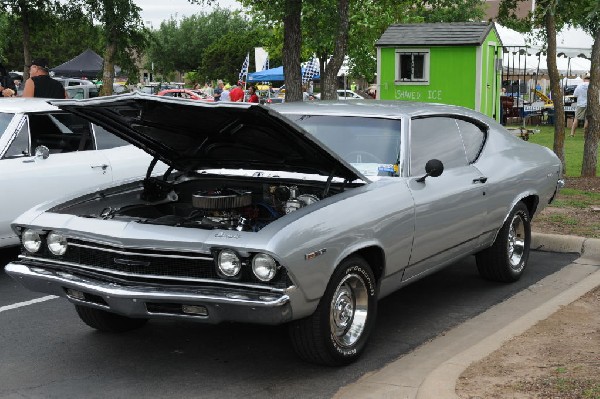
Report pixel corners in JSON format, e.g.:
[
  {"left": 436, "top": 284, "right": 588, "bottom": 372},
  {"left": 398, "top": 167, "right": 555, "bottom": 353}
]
[{"left": 5, "top": 262, "right": 292, "bottom": 325}]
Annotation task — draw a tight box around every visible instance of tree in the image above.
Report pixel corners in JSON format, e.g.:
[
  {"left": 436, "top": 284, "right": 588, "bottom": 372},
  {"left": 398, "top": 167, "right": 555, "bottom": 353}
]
[
  {"left": 81, "top": 0, "right": 147, "bottom": 95},
  {"left": 0, "top": 0, "right": 52, "bottom": 79},
  {"left": 498, "top": 0, "right": 571, "bottom": 173},
  {"left": 571, "top": 1, "right": 600, "bottom": 176}
]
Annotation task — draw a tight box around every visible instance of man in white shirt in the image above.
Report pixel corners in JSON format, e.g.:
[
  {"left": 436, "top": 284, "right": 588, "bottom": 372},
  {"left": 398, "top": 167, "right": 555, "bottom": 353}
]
[{"left": 570, "top": 74, "right": 590, "bottom": 137}]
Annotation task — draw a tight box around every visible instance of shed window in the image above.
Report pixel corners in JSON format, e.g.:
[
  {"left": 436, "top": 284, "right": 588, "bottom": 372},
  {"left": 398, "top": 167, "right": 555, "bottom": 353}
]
[{"left": 396, "top": 49, "right": 429, "bottom": 84}]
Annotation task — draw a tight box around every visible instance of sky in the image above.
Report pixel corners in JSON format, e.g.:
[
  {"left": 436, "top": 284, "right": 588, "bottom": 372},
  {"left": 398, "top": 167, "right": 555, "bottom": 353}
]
[{"left": 134, "top": 0, "right": 241, "bottom": 28}]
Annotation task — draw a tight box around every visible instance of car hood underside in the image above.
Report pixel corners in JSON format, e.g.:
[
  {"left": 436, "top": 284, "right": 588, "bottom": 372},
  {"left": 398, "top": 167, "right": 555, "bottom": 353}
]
[{"left": 51, "top": 93, "right": 364, "bottom": 182}]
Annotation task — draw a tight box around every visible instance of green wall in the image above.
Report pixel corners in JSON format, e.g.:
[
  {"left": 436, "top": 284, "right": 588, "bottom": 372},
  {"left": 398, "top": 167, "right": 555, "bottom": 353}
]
[
  {"left": 379, "top": 46, "right": 477, "bottom": 108},
  {"left": 378, "top": 35, "right": 502, "bottom": 120}
]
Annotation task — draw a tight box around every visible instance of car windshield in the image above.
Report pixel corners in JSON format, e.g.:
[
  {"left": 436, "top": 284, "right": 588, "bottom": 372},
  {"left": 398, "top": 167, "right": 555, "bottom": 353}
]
[
  {"left": 284, "top": 114, "right": 402, "bottom": 176},
  {"left": 0, "top": 112, "right": 14, "bottom": 138}
]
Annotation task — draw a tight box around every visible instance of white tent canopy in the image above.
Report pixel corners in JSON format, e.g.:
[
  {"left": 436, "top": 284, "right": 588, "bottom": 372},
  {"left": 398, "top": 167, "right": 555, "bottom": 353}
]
[{"left": 496, "top": 23, "right": 592, "bottom": 75}]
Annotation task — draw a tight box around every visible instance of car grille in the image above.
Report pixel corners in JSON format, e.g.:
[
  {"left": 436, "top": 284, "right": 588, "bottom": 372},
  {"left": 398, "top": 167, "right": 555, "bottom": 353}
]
[{"left": 31, "top": 239, "right": 291, "bottom": 288}]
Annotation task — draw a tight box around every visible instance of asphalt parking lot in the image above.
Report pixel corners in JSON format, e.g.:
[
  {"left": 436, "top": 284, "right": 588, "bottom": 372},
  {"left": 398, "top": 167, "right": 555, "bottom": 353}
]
[{"left": 1, "top": 249, "right": 577, "bottom": 399}]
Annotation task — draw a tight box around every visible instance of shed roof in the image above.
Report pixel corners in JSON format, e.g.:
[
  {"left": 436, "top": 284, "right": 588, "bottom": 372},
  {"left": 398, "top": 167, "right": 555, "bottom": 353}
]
[{"left": 376, "top": 22, "right": 500, "bottom": 47}]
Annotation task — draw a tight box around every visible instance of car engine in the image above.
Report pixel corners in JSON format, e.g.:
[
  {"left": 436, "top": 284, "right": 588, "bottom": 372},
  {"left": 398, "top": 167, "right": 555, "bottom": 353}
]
[{"left": 60, "top": 176, "right": 334, "bottom": 232}]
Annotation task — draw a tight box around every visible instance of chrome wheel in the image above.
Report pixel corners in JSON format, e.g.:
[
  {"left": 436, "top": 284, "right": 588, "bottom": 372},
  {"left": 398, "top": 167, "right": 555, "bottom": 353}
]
[
  {"left": 507, "top": 213, "right": 526, "bottom": 269},
  {"left": 330, "top": 273, "right": 369, "bottom": 348}
]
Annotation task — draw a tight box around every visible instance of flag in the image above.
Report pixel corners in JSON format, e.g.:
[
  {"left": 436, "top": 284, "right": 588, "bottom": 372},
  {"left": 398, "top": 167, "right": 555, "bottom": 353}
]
[
  {"left": 262, "top": 56, "right": 269, "bottom": 72},
  {"left": 302, "top": 57, "right": 319, "bottom": 83},
  {"left": 238, "top": 53, "right": 249, "bottom": 83}
]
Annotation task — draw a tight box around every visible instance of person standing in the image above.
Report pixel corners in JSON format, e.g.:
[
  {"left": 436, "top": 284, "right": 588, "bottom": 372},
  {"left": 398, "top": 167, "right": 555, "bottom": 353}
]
[
  {"left": 570, "top": 74, "right": 590, "bottom": 137},
  {"left": 229, "top": 82, "right": 245, "bottom": 102},
  {"left": 247, "top": 86, "right": 259, "bottom": 103},
  {"left": 0, "top": 62, "right": 17, "bottom": 97},
  {"left": 22, "top": 58, "right": 66, "bottom": 99},
  {"left": 213, "top": 80, "right": 224, "bottom": 102}
]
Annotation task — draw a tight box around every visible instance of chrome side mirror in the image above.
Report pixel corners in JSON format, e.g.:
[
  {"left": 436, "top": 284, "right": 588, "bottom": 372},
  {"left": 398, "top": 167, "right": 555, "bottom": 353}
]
[{"left": 34, "top": 145, "right": 50, "bottom": 161}]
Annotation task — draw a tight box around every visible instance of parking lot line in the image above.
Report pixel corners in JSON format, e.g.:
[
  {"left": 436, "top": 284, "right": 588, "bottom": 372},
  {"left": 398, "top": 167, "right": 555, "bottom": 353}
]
[{"left": 0, "top": 295, "right": 58, "bottom": 313}]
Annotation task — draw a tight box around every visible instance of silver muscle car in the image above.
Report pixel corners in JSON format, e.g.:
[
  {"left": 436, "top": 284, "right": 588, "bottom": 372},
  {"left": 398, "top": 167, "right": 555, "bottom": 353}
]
[{"left": 5, "top": 94, "right": 563, "bottom": 365}]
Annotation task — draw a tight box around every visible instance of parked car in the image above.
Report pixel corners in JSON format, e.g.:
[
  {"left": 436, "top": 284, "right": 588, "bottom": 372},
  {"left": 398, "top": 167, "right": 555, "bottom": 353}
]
[
  {"left": 55, "top": 77, "right": 96, "bottom": 87},
  {"left": 157, "top": 88, "right": 213, "bottom": 101},
  {"left": 315, "top": 89, "right": 365, "bottom": 100},
  {"left": 65, "top": 85, "right": 100, "bottom": 99},
  {"left": 5, "top": 95, "right": 563, "bottom": 366},
  {"left": 0, "top": 97, "right": 166, "bottom": 248}
]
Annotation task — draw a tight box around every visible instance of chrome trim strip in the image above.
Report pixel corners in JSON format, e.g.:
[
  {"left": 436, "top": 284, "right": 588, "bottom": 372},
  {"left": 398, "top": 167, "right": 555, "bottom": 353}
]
[
  {"left": 62, "top": 236, "right": 212, "bottom": 256},
  {"left": 70, "top": 242, "right": 214, "bottom": 261},
  {"left": 19, "top": 255, "right": 288, "bottom": 293}
]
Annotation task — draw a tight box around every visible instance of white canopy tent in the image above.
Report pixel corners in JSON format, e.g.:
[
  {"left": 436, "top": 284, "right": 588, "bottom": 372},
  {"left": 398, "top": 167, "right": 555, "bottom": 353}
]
[{"left": 496, "top": 23, "right": 592, "bottom": 76}]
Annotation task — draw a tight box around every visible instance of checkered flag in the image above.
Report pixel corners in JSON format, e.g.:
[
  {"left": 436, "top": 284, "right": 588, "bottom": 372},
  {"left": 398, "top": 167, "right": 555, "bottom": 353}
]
[
  {"left": 262, "top": 56, "right": 269, "bottom": 71},
  {"left": 239, "top": 53, "right": 249, "bottom": 82},
  {"left": 302, "top": 57, "right": 319, "bottom": 83}
]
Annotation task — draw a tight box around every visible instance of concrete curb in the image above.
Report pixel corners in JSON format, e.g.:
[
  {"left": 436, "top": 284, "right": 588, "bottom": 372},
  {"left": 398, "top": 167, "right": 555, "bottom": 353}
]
[
  {"left": 418, "top": 233, "right": 600, "bottom": 399},
  {"left": 334, "top": 233, "right": 600, "bottom": 399}
]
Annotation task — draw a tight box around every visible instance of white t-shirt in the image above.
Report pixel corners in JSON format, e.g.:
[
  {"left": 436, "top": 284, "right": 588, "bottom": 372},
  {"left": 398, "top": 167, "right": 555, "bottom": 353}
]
[
  {"left": 221, "top": 89, "right": 231, "bottom": 102},
  {"left": 574, "top": 82, "right": 589, "bottom": 107}
]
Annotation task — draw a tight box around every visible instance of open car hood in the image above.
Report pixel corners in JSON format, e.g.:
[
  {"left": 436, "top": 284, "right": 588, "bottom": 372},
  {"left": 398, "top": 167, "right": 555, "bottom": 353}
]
[{"left": 51, "top": 93, "right": 365, "bottom": 182}]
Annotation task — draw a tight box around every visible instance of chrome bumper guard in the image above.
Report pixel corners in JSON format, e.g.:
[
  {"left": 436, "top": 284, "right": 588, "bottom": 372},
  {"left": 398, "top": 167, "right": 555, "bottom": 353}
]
[{"left": 5, "top": 262, "right": 292, "bottom": 325}]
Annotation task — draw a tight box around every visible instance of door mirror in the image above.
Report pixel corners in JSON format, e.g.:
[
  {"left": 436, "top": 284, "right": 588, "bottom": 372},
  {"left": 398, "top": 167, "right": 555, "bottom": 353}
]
[{"left": 416, "top": 159, "right": 444, "bottom": 182}]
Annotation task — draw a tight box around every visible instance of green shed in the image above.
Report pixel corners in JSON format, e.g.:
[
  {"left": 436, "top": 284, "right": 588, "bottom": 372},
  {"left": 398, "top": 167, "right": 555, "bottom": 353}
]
[{"left": 375, "top": 22, "right": 503, "bottom": 120}]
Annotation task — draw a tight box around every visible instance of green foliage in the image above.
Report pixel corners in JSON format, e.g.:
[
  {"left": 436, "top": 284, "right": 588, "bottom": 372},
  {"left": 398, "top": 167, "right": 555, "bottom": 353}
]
[{"left": 147, "top": 9, "right": 259, "bottom": 77}]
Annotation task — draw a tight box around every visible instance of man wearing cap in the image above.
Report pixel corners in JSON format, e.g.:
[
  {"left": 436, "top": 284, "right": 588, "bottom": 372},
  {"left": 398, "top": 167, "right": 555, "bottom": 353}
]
[{"left": 22, "top": 58, "right": 66, "bottom": 99}]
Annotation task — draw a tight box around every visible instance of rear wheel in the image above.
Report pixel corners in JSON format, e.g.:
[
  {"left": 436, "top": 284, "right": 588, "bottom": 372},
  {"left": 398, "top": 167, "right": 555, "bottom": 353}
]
[
  {"left": 476, "top": 201, "right": 531, "bottom": 282},
  {"left": 289, "top": 255, "right": 377, "bottom": 366},
  {"left": 75, "top": 305, "right": 148, "bottom": 332}
]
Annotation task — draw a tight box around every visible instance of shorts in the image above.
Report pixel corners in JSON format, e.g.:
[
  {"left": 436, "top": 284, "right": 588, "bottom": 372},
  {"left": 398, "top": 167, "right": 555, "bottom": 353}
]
[{"left": 575, "top": 106, "right": 587, "bottom": 121}]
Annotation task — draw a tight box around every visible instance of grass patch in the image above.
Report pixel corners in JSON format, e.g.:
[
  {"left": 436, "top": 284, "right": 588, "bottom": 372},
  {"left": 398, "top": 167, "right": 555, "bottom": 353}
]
[{"left": 507, "top": 124, "right": 600, "bottom": 177}]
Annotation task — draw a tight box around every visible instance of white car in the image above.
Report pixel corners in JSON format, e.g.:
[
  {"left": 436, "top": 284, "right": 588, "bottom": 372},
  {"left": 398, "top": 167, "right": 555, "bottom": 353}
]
[
  {"left": 315, "top": 90, "right": 365, "bottom": 100},
  {"left": 0, "top": 97, "right": 165, "bottom": 248}
]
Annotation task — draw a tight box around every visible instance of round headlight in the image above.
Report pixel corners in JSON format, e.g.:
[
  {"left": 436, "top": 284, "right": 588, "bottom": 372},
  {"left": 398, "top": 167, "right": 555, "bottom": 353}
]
[
  {"left": 22, "top": 230, "right": 42, "bottom": 253},
  {"left": 47, "top": 231, "right": 68, "bottom": 256},
  {"left": 217, "top": 249, "right": 241, "bottom": 277},
  {"left": 252, "top": 253, "right": 277, "bottom": 282}
]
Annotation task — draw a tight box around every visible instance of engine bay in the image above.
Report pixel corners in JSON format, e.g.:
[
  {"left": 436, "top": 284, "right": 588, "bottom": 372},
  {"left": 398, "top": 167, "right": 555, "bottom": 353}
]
[{"left": 54, "top": 174, "right": 354, "bottom": 232}]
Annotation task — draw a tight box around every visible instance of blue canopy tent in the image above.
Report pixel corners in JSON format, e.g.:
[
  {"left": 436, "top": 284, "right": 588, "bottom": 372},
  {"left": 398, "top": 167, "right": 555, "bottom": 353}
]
[{"left": 247, "top": 65, "right": 319, "bottom": 82}]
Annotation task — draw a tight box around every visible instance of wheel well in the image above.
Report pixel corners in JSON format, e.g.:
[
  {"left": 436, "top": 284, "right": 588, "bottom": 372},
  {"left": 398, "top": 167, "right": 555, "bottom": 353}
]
[
  {"left": 520, "top": 195, "right": 539, "bottom": 217},
  {"left": 353, "top": 246, "right": 385, "bottom": 284}
]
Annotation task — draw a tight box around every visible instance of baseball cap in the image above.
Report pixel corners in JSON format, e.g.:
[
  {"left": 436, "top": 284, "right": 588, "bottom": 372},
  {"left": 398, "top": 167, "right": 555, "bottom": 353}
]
[{"left": 29, "top": 58, "right": 50, "bottom": 71}]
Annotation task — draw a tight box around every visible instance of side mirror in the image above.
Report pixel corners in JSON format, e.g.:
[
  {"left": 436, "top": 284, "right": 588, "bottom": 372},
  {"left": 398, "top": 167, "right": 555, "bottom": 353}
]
[
  {"left": 416, "top": 159, "right": 444, "bottom": 183},
  {"left": 34, "top": 145, "right": 50, "bottom": 161}
]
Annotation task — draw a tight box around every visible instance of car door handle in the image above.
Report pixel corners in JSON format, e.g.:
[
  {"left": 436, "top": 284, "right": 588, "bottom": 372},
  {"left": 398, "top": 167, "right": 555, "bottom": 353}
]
[
  {"left": 91, "top": 164, "right": 109, "bottom": 174},
  {"left": 472, "top": 176, "right": 488, "bottom": 184}
]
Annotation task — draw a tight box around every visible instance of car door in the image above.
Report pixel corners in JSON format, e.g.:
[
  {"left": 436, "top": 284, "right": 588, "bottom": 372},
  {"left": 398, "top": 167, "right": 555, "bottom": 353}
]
[
  {"left": 0, "top": 112, "right": 112, "bottom": 246},
  {"left": 93, "top": 125, "right": 168, "bottom": 181},
  {"left": 403, "top": 116, "right": 488, "bottom": 281}
]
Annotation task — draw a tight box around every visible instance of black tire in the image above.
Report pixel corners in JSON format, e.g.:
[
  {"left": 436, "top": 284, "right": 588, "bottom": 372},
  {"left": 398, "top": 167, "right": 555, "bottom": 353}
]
[
  {"left": 476, "top": 201, "right": 531, "bottom": 282},
  {"left": 75, "top": 305, "right": 148, "bottom": 332},
  {"left": 288, "top": 255, "right": 377, "bottom": 366}
]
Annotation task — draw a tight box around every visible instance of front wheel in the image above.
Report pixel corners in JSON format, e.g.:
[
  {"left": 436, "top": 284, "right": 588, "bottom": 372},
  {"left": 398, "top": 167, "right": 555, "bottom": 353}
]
[
  {"left": 288, "top": 255, "right": 377, "bottom": 366},
  {"left": 75, "top": 305, "right": 148, "bottom": 332},
  {"left": 476, "top": 201, "right": 531, "bottom": 282}
]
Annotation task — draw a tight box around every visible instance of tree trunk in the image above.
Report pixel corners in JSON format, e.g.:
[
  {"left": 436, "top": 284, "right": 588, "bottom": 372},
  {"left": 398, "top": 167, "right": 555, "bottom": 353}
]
[
  {"left": 544, "top": 11, "right": 566, "bottom": 174},
  {"left": 581, "top": 28, "right": 600, "bottom": 177},
  {"left": 100, "top": 38, "right": 116, "bottom": 96},
  {"left": 19, "top": 0, "right": 31, "bottom": 80},
  {"left": 322, "top": 0, "right": 350, "bottom": 100},
  {"left": 283, "top": 0, "right": 302, "bottom": 102}
]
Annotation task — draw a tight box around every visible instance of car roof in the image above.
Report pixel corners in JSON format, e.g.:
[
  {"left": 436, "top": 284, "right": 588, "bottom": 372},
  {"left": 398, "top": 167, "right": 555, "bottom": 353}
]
[
  {"left": 272, "top": 100, "right": 487, "bottom": 120},
  {"left": 0, "top": 97, "right": 58, "bottom": 113}
]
